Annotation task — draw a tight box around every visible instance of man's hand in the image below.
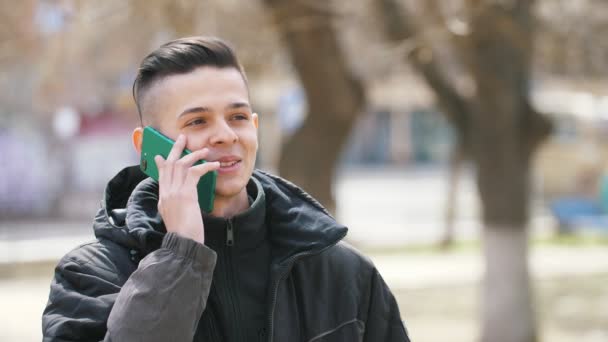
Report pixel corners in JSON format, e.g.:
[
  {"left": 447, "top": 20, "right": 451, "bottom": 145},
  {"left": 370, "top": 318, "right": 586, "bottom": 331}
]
[{"left": 154, "top": 134, "right": 220, "bottom": 244}]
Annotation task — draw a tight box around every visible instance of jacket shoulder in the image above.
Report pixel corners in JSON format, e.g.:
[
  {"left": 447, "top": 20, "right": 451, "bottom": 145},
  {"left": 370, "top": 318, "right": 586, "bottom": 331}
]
[
  {"left": 298, "top": 240, "right": 377, "bottom": 285},
  {"left": 56, "top": 238, "right": 136, "bottom": 285},
  {"left": 44, "top": 239, "right": 135, "bottom": 341},
  {"left": 326, "top": 241, "right": 376, "bottom": 271}
]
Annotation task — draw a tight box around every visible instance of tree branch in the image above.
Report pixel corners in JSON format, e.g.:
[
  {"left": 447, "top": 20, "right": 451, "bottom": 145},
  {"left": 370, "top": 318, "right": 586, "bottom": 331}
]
[
  {"left": 524, "top": 103, "right": 553, "bottom": 155},
  {"left": 374, "top": 0, "right": 471, "bottom": 146}
]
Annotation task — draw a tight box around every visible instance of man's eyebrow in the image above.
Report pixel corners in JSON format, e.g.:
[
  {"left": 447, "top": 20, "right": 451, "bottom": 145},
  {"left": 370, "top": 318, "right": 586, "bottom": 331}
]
[
  {"left": 177, "top": 102, "right": 250, "bottom": 118},
  {"left": 226, "top": 102, "right": 250, "bottom": 110},
  {"left": 177, "top": 106, "right": 211, "bottom": 118}
]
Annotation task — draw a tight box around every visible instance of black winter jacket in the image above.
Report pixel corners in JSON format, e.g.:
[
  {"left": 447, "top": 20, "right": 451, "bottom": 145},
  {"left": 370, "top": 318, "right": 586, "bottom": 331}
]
[{"left": 42, "top": 166, "right": 410, "bottom": 342}]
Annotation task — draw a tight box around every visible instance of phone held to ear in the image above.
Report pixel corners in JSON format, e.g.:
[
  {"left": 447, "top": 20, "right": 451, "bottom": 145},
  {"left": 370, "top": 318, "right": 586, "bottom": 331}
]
[{"left": 139, "top": 126, "right": 216, "bottom": 213}]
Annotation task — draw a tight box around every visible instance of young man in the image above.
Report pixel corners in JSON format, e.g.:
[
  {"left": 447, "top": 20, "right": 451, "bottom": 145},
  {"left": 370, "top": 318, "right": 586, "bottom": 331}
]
[{"left": 42, "top": 36, "right": 410, "bottom": 342}]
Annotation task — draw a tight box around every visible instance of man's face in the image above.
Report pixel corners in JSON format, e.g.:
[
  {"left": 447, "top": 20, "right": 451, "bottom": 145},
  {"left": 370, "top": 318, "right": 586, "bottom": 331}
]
[{"left": 141, "top": 66, "right": 258, "bottom": 199}]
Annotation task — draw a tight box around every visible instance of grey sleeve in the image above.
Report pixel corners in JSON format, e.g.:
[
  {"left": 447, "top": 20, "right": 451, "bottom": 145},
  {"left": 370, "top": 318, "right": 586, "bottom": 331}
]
[
  {"left": 105, "top": 232, "right": 217, "bottom": 342},
  {"left": 42, "top": 232, "right": 216, "bottom": 341}
]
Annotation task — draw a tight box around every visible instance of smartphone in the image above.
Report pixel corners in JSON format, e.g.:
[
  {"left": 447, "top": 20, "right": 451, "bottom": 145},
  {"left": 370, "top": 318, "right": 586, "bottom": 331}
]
[{"left": 139, "top": 126, "right": 216, "bottom": 213}]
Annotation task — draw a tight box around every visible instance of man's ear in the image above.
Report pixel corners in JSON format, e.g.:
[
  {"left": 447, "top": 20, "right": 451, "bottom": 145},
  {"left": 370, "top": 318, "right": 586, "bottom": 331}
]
[
  {"left": 252, "top": 113, "right": 260, "bottom": 151},
  {"left": 132, "top": 127, "right": 144, "bottom": 153}
]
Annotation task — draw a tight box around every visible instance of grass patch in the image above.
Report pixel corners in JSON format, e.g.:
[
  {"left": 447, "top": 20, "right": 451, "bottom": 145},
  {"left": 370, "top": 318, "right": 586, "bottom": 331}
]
[{"left": 534, "top": 234, "right": 608, "bottom": 246}]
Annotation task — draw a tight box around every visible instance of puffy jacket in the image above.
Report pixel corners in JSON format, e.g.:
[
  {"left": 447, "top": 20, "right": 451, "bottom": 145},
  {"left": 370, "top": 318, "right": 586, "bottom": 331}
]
[{"left": 42, "top": 166, "right": 410, "bottom": 342}]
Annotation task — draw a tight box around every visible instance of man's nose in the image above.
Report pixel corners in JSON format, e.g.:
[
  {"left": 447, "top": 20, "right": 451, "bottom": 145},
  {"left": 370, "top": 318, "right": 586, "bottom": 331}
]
[{"left": 209, "top": 120, "right": 238, "bottom": 146}]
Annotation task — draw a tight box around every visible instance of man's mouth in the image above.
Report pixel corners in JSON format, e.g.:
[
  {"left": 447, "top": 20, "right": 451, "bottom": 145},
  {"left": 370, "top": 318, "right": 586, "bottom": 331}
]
[
  {"left": 220, "top": 160, "right": 239, "bottom": 168},
  {"left": 211, "top": 156, "right": 242, "bottom": 174}
]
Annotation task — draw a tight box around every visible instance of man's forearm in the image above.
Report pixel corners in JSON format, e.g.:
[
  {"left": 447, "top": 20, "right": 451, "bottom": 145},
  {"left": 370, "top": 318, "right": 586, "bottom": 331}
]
[{"left": 106, "top": 233, "right": 216, "bottom": 342}]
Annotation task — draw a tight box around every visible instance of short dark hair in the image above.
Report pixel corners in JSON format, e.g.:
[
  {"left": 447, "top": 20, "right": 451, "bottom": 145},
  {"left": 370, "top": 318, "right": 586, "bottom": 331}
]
[{"left": 132, "top": 36, "right": 247, "bottom": 124}]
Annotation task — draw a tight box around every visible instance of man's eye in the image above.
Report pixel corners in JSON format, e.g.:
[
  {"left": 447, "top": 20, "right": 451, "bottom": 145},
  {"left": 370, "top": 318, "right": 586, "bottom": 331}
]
[
  {"left": 187, "top": 118, "right": 205, "bottom": 126},
  {"left": 233, "top": 114, "right": 248, "bottom": 120}
]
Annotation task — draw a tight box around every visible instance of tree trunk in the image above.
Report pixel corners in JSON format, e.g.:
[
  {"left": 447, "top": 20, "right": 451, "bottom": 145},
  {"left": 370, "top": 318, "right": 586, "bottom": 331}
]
[
  {"left": 263, "top": 0, "right": 365, "bottom": 213},
  {"left": 475, "top": 139, "right": 537, "bottom": 342},
  {"left": 466, "top": 2, "right": 542, "bottom": 341},
  {"left": 481, "top": 226, "right": 537, "bottom": 342}
]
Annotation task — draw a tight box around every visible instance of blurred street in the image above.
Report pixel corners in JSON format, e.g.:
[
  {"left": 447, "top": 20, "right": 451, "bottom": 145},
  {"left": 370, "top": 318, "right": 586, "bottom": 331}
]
[
  {"left": 1, "top": 168, "right": 607, "bottom": 342},
  {"left": 336, "top": 167, "right": 555, "bottom": 248},
  {"left": 0, "top": 166, "right": 554, "bottom": 264}
]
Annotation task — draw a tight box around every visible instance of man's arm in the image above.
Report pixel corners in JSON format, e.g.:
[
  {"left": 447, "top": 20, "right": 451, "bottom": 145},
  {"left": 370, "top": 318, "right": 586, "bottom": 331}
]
[
  {"left": 363, "top": 268, "right": 411, "bottom": 342},
  {"left": 42, "top": 233, "right": 216, "bottom": 342}
]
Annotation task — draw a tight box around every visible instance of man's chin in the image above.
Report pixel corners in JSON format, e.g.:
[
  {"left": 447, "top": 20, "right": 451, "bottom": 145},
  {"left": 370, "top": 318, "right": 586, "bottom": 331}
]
[{"left": 214, "top": 181, "right": 248, "bottom": 199}]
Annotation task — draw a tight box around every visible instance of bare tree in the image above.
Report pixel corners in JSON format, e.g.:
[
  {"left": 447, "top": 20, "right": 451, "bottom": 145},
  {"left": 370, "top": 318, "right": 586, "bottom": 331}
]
[
  {"left": 262, "top": 0, "right": 366, "bottom": 213},
  {"left": 375, "top": 0, "right": 552, "bottom": 341}
]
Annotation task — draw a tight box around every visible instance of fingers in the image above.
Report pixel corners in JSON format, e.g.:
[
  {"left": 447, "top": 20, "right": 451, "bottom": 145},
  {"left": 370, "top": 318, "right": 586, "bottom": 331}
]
[
  {"left": 183, "top": 161, "right": 220, "bottom": 189},
  {"left": 167, "top": 134, "right": 186, "bottom": 162},
  {"left": 163, "top": 134, "right": 187, "bottom": 187},
  {"left": 173, "top": 148, "right": 210, "bottom": 187},
  {"left": 178, "top": 148, "right": 211, "bottom": 167},
  {"left": 154, "top": 155, "right": 167, "bottom": 187},
  {"left": 155, "top": 134, "right": 215, "bottom": 192}
]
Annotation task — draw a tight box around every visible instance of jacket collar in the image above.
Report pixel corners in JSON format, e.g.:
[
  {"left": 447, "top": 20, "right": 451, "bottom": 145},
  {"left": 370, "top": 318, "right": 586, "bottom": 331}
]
[
  {"left": 93, "top": 165, "right": 348, "bottom": 265},
  {"left": 251, "top": 169, "right": 348, "bottom": 266},
  {"left": 203, "top": 178, "right": 267, "bottom": 251}
]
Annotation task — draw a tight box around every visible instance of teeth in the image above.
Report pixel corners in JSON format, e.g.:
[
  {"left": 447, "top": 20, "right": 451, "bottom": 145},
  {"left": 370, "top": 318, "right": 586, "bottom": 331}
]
[{"left": 220, "top": 161, "right": 238, "bottom": 168}]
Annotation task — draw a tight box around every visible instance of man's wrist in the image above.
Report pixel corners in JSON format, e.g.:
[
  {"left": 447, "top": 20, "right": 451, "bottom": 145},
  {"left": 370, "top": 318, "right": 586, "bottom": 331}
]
[{"left": 162, "top": 232, "right": 216, "bottom": 267}]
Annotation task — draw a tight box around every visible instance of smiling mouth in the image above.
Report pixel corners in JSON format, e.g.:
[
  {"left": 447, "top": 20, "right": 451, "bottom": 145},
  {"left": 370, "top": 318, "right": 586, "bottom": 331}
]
[{"left": 219, "top": 160, "right": 240, "bottom": 168}]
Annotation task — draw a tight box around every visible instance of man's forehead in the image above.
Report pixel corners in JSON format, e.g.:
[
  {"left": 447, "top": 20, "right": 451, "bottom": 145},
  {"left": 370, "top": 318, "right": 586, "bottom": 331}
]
[{"left": 139, "top": 67, "right": 249, "bottom": 120}]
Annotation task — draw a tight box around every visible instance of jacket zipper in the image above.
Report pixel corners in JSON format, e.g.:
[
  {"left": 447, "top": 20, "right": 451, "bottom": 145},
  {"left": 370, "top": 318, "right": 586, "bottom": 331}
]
[
  {"left": 226, "top": 219, "right": 234, "bottom": 246},
  {"left": 225, "top": 218, "right": 243, "bottom": 341},
  {"left": 265, "top": 232, "right": 346, "bottom": 342}
]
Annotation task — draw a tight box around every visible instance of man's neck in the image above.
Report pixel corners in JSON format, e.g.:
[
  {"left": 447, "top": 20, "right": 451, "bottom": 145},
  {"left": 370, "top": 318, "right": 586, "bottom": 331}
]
[{"left": 209, "top": 188, "right": 250, "bottom": 218}]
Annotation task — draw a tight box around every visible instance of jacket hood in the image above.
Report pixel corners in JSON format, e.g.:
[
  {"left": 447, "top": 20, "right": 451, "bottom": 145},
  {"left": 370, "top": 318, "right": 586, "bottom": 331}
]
[{"left": 93, "top": 165, "right": 347, "bottom": 265}]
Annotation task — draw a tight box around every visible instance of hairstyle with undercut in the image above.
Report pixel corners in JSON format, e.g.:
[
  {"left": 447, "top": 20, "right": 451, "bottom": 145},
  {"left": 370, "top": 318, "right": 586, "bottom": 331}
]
[{"left": 132, "top": 36, "right": 247, "bottom": 125}]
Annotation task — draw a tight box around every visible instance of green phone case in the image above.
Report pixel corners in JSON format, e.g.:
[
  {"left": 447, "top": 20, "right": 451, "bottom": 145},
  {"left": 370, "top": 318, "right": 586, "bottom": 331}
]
[{"left": 139, "top": 126, "right": 216, "bottom": 213}]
